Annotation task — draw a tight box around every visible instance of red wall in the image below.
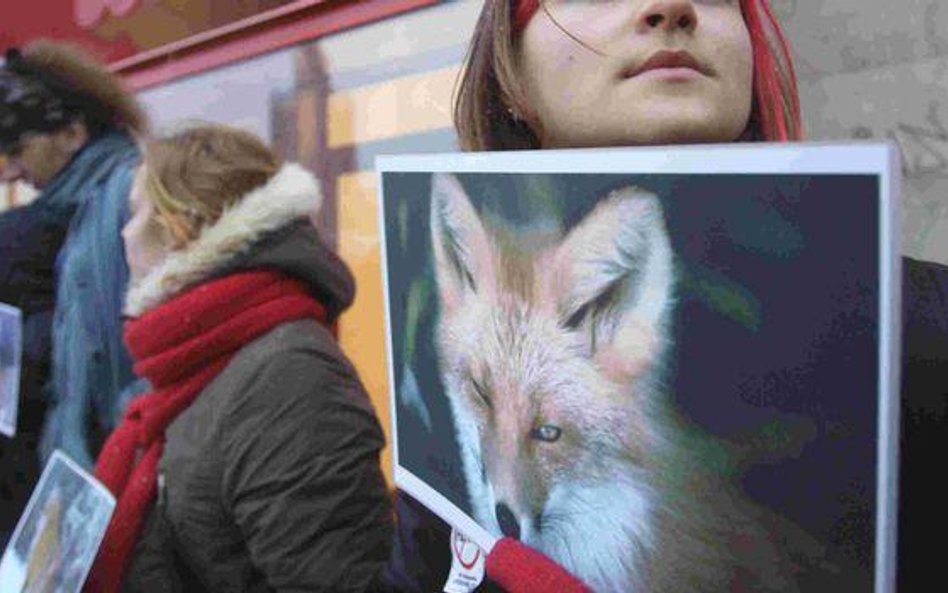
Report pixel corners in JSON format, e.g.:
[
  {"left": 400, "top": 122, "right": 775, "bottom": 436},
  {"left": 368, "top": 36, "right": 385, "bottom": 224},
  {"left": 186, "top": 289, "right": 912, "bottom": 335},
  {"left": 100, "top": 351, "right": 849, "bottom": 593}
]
[{"left": 0, "top": 0, "right": 438, "bottom": 90}]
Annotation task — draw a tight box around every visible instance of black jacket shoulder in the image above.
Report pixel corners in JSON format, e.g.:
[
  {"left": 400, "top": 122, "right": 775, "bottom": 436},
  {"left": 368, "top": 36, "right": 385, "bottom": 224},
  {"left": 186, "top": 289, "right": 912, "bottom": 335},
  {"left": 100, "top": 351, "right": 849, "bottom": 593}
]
[{"left": 898, "top": 256, "right": 948, "bottom": 592}]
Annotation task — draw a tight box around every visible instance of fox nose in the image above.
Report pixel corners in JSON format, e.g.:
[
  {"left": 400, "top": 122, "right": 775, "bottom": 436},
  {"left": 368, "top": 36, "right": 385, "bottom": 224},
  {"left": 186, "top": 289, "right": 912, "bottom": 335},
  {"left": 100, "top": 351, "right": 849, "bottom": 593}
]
[{"left": 495, "top": 503, "right": 520, "bottom": 540}]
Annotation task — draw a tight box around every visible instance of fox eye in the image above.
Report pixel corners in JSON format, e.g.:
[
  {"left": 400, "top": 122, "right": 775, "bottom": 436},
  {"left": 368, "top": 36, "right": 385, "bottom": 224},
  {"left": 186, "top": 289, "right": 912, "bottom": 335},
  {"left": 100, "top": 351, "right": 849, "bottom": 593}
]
[
  {"left": 470, "top": 377, "right": 492, "bottom": 408},
  {"left": 531, "top": 425, "right": 562, "bottom": 443}
]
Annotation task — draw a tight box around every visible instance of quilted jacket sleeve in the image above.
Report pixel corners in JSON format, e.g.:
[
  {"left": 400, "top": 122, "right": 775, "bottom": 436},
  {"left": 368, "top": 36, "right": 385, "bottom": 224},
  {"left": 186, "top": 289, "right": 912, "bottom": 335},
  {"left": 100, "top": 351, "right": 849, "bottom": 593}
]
[{"left": 219, "top": 344, "right": 393, "bottom": 593}]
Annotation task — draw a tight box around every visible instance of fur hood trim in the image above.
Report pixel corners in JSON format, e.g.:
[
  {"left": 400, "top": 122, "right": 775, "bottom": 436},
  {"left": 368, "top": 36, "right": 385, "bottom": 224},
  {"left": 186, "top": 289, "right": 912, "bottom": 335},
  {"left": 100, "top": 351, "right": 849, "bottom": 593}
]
[{"left": 125, "top": 163, "right": 321, "bottom": 316}]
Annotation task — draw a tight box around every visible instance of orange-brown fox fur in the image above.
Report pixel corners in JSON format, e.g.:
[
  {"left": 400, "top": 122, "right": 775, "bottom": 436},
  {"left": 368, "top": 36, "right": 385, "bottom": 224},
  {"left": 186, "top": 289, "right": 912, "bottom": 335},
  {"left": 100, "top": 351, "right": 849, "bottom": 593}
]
[{"left": 430, "top": 173, "right": 839, "bottom": 592}]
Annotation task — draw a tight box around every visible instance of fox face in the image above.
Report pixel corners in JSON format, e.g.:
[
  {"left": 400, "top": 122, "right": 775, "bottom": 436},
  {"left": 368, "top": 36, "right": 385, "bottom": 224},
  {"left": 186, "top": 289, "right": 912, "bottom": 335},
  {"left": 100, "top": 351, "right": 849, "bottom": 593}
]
[{"left": 430, "top": 173, "right": 674, "bottom": 592}]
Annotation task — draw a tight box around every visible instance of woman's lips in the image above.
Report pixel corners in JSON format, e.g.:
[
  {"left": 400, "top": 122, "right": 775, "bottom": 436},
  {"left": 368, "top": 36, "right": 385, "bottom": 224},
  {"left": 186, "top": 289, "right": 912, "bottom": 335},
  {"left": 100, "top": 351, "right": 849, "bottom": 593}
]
[{"left": 623, "top": 50, "right": 711, "bottom": 80}]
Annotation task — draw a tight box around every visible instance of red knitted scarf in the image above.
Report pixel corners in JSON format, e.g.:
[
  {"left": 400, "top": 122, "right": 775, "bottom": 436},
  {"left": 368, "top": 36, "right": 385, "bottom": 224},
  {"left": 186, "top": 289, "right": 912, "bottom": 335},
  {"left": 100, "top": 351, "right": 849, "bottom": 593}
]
[
  {"left": 83, "top": 270, "right": 327, "bottom": 592},
  {"left": 487, "top": 537, "right": 592, "bottom": 593}
]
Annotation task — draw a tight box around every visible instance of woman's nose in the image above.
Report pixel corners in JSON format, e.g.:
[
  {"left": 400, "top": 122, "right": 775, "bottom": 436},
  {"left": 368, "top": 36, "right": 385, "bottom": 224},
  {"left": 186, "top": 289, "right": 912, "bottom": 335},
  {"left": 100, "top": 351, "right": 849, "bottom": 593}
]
[{"left": 634, "top": 0, "right": 699, "bottom": 33}]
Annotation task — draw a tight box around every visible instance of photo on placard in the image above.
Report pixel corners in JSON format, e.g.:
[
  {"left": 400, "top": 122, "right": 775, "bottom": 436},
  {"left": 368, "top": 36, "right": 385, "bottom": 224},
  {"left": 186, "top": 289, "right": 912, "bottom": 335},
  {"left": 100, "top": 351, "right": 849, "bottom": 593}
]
[
  {"left": 378, "top": 144, "right": 897, "bottom": 593},
  {"left": 0, "top": 303, "right": 22, "bottom": 438},
  {"left": 0, "top": 451, "right": 116, "bottom": 593}
]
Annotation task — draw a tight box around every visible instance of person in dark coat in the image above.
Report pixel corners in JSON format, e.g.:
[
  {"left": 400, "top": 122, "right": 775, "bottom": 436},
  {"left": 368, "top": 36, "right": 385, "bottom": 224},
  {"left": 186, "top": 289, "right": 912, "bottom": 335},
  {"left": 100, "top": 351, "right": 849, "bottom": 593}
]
[
  {"left": 0, "top": 39, "right": 147, "bottom": 544},
  {"left": 84, "top": 124, "right": 393, "bottom": 593}
]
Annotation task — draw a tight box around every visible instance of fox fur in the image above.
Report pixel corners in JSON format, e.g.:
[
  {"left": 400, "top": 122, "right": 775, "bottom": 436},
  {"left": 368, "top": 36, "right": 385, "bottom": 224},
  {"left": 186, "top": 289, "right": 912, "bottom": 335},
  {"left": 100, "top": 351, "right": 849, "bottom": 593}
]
[{"left": 429, "top": 173, "right": 828, "bottom": 593}]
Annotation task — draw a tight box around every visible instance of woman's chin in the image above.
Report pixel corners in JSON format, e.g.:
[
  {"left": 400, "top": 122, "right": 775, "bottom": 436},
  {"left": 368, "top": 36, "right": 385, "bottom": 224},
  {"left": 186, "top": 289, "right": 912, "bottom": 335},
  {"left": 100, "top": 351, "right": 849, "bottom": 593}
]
[{"left": 538, "top": 100, "right": 750, "bottom": 148}]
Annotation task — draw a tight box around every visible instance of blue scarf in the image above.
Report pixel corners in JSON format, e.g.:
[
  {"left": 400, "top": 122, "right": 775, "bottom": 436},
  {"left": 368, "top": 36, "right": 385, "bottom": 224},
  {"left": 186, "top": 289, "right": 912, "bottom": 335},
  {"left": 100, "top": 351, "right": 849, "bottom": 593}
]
[
  {"left": 39, "top": 131, "right": 143, "bottom": 468},
  {"left": 40, "top": 132, "right": 138, "bottom": 212}
]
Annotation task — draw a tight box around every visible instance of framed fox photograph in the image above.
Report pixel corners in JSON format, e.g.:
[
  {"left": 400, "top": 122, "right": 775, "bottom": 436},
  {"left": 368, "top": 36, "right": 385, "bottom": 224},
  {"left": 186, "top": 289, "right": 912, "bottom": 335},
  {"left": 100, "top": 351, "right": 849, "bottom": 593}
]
[
  {"left": 377, "top": 143, "right": 899, "bottom": 593},
  {"left": 0, "top": 303, "right": 22, "bottom": 438}
]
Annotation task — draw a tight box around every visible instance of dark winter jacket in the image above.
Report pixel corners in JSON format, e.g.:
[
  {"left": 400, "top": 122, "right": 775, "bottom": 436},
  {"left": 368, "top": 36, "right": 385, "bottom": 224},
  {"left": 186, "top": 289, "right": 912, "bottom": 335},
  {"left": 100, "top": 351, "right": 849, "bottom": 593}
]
[
  {"left": 0, "top": 200, "right": 68, "bottom": 406},
  {"left": 897, "top": 256, "right": 948, "bottom": 592},
  {"left": 121, "top": 165, "right": 392, "bottom": 593},
  {"left": 0, "top": 199, "right": 70, "bottom": 541}
]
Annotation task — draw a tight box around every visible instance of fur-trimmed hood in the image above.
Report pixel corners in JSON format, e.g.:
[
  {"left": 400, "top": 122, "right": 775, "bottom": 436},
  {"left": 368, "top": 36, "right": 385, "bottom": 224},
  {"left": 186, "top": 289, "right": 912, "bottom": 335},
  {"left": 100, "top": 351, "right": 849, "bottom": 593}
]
[{"left": 125, "top": 163, "right": 354, "bottom": 318}]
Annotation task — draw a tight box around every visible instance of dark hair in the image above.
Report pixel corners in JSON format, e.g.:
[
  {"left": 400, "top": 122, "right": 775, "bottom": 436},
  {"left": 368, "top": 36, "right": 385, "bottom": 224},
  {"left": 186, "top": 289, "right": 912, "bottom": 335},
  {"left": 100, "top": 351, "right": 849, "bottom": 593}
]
[
  {"left": 0, "top": 39, "right": 147, "bottom": 148},
  {"left": 454, "top": 0, "right": 801, "bottom": 151}
]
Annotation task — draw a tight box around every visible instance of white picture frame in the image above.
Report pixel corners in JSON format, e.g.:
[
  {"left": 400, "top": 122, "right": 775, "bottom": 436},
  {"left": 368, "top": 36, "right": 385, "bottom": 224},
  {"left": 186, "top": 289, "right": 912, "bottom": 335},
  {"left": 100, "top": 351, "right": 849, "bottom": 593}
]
[
  {"left": 0, "top": 303, "right": 23, "bottom": 438},
  {"left": 377, "top": 142, "right": 899, "bottom": 593}
]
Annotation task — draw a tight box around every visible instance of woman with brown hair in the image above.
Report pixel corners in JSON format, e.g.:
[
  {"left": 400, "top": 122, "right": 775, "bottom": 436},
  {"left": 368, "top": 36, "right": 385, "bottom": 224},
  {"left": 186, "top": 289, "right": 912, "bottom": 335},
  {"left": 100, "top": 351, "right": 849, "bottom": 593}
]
[
  {"left": 84, "top": 124, "right": 393, "bottom": 592},
  {"left": 385, "top": 1, "right": 946, "bottom": 592},
  {"left": 0, "top": 39, "right": 147, "bottom": 543},
  {"left": 454, "top": 0, "right": 798, "bottom": 150}
]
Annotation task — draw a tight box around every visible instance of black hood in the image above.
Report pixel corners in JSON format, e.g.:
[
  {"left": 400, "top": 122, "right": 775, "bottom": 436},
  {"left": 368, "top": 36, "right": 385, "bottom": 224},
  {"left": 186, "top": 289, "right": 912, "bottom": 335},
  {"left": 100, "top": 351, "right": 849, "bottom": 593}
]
[{"left": 215, "top": 220, "right": 355, "bottom": 322}]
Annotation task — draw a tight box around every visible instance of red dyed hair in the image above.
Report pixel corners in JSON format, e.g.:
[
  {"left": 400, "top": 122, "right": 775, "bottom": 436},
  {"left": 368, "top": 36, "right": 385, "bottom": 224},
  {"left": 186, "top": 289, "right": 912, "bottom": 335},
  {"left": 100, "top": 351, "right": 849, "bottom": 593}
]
[
  {"left": 740, "top": 0, "right": 801, "bottom": 140},
  {"left": 514, "top": 0, "right": 539, "bottom": 31},
  {"left": 509, "top": 0, "right": 801, "bottom": 142}
]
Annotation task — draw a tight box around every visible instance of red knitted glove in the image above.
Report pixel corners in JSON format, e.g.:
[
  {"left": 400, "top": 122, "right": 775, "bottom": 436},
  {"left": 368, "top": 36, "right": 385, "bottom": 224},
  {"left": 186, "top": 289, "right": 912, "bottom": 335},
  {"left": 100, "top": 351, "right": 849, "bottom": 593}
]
[{"left": 485, "top": 537, "right": 592, "bottom": 593}]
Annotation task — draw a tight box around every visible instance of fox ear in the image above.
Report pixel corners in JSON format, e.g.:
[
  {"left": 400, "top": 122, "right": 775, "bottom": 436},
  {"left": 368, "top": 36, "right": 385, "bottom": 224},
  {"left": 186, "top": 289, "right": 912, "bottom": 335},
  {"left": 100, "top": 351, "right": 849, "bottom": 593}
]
[
  {"left": 430, "top": 173, "right": 495, "bottom": 312},
  {"left": 554, "top": 188, "right": 673, "bottom": 383}
]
